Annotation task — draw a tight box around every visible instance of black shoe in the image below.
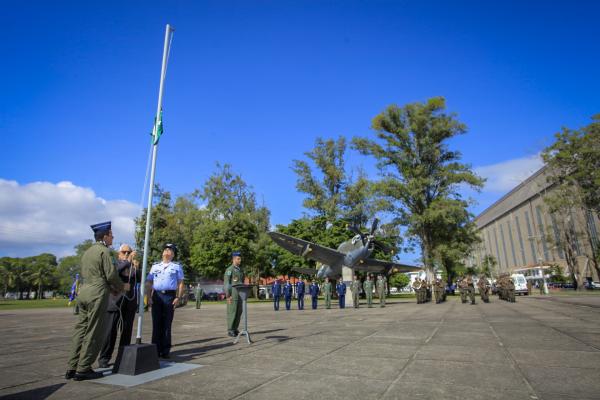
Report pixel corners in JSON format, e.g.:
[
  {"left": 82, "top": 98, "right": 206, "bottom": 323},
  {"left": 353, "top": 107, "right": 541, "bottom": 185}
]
[
  {"left": 234, "top": 330, "right": 240, "bottom": 336},
  {"left": 227, "top": 330, "right": 235, "bottom": 337},
  {"left": 160, "top": 353, "right": 170, "bottom": 359},
  {"left": 74, "top": 370, "right": 104, "bottom": 381},
  {"left": 98, "top": 360, "right": 109, "bottom": 369},
  {"left": 65, "top": 370, "right": 76, "bottom": 380}
]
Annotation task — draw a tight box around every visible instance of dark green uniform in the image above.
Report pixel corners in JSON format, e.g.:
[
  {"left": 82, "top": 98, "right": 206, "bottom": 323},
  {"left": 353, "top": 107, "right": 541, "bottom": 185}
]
[
  {"left": 363, "top": 279, "right": 374, "bottom": 307},
  {"left": 350, "top": 279, "right": 361, "bottom": 308},
  {"left": 67, "top": 242, "right": 122, "bottom": 373},
  {"left": 224, "top": 264, "right": 245, "bottom": 332},
  {"left": 195, "top": 285, "right": 204, "bottom": 309},
  {"left": 377, "top": 276, "right": 387, "bottom": 307},
  {"left": 323, "top": 281, "right": 332, "bottom": 309}
]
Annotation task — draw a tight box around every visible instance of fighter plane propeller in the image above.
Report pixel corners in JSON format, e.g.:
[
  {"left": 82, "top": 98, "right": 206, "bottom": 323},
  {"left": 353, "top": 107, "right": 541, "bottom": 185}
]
[{"left": 268, "top": 218, "right": 420, "bottom": 280}]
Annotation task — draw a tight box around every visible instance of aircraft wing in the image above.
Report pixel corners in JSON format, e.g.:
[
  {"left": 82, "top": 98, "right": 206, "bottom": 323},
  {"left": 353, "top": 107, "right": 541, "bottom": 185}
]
[
  {"left": 268, "top": 232, "right": 345, "bottom": 266},
  {"left": 292, "top": 267, "right": 318, "bottom": 276},
  {"left": 354, "top": 258, "right": 421, "bottom": 275}
]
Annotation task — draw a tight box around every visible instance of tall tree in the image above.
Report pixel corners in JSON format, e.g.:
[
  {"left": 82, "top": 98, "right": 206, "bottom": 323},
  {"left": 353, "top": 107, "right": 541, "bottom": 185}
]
[{"left": 353, "top": 97, "right": 484, "bottom": 276}]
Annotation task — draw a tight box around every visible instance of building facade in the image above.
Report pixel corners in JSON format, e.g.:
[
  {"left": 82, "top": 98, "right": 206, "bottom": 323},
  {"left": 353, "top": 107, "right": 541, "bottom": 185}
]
[{"left": 469, "top": 166, "right": 600, "bottom": 282}]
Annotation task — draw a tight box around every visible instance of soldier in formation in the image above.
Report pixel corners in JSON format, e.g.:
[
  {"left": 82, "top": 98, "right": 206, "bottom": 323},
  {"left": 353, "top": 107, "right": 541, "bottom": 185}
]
[
  {"left": 412, "top": 277, "right": 422, "bottom": 303},
  {"left": 350, "top": 275, "right": 361, "bottom": 308},
  {"left": 457, "top": 276, "right": 468, "bottom": 303},
  {"left": 296, "top": 278, "right": 305, "bottom": 310},
  {"left": 434, "top": 278, "right": 446, "bottom": 304},
  {"left": 336, "top": 278, "right": 347, "bottom": 309},
  {"left": 465, "top": 275, "right": 476, "bottom": 305},
  {"left": 309, "top": 279, "right": 319, "bottom": 309},
  {"left": 477, "top": 275, "right": 491, "bottom": 303},
  {"left": 363, "top": 275, "right": 374, "bottom": 308},
  {"left": 497, "top": 273, "right": 516, "bottom": 303},
  {"left": 322, "top": 277, "right": 332, "bottom": 309},
  {"left": 283, "top": 279, "right": 293, "bottom": 310},
  {"left": 272, "top": 278, "right": 282, "bottom": 311},
  {"left": 376, "top": 274, "right": 387, "bottom": 307}
]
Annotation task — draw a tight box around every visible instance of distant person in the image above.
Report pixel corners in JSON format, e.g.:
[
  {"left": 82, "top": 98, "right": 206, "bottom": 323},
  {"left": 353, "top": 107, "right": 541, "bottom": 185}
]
[
  {"left": 466, "top": 275, "right": 476, "bottom": 305},
  {"left": 363, "top": 275, "right": 374, "bottom": 308},
  {"left": 272, "top": 279, "right": 282, "bottom": 311},
  {"left": 336, "top": 278, "right": 346, "bottom": 309},
  {"left": 527, "top": 279, "right": 533, "bottom": 296},
  {"left": 377, "top": 275, "right": 387, "bottom": 307},
  {"left": 539, "top": 280, "right": 545, "bottom": 295},
  {"left": 412, "top": 277, "right": 422, "bottom": 304},
  {"left": 478, "top": 276, "right": 490, "bottom": 303},
  {"left": 223, "top": 251, "right": 244, "bottom": 337},
  {"left": 296, "top": 278, "right": 305, "bottom": 310},
  {"left": 195, "top": 283, "right": 204, "bottom": 309},
  {"left": 309, "top": 279, "right": 320, "bottom": 309},
  {"left": 147, "top": 243, "right": 185, "bottom": 357},
  {"left": 98, "top": 244, "right": 139, "bottom": 368},
  {"left": 66, "top": 221, "right": 123, "bottom": 381},
  {"left": 350, "top": 275, "right": 361, "bottom": 308},
  {"left": 322, "top": 277, "right": 332, "bottom": 309},
  {"left": 283, "top": 279, "right": 293, "bottom": 310},
  {"left": 68, "top": 273, "right": 81, "bottom": 315}
]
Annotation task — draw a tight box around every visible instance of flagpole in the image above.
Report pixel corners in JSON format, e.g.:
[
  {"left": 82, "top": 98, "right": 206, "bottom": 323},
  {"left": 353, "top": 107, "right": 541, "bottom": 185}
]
[{"left": 136, "top": 24, "right": 174, "bottom": 343}]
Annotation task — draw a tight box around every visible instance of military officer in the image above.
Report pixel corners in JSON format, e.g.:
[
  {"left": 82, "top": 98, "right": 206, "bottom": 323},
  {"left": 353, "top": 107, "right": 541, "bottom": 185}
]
[
  {"left": 507, "top": 277, "right": 516, "bottom": 303},
  {"left": 412, "top": 277, "right": 421, "bottom": 304},
  {"left": 363, "top": 275, "right": 374, "bottom": 308},
  {"left": 336, "top": 278, "right": 347, "bottom": 309},
  {"left": 272, "top": 278, "right": 282, "bottom": 311},
  {"left": 296, "top": 278, "right": 306, "bottom": 310},
  {"left": 195, "top": 283, "right": 204, "bottom": 309},
  {"left": 223, "top": 251, "right": 245, "bottom": 336},
  {"left": 478, "top": 275, "right": 490, "bottom": 303},
  {"left": 66, "top": 221, "right": 123, "bottom": 381},
  {"left": 322, "top": 277, "right": 332, "bottom": 309},
  {"left": 283, "top": 279, "right": 293, "bottom": 310},
  {"left": 458, "top": 276, "right": 468, "bottom": 303},
  {"left": 433, "top": 278, "right": 442, "bottom": 304},
  {"left": 147, "top": 243, "right": 185, "bottom": 358},
  {"left": 466, "top": 275, "right": 476, "bottom": 305},
  {"left": 309, "top": 280, "right": 320, "bottom": 309},
  {"left": 377, "top": 274, "right": 387, "bottom": 307},
  {"left": 350, "top": 275, "right": 361, "bottom": 308}
]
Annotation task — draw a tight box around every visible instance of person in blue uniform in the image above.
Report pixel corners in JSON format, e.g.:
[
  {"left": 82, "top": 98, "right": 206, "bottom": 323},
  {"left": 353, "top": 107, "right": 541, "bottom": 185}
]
[
  {"left": 309, "top": 280, "right": 320, "bottom": 309},
  {"left": 272, "top": 279, "right": 282, "bottom": 311},
  {"left": 146, "top": 243, "right": 184, "bottom": 359},
  {"left": 336, "top": 278, "right": 347, "bottom": 309},
  {"left": 296, "top": 278, "right": 305, "bottom": 310},
  {"left": 283, "top": 279, "right": 293, "bottom": 311}
]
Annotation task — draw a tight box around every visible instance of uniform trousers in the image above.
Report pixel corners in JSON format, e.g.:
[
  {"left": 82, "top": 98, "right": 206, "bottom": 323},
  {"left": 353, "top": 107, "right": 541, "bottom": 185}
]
[
  {"left": 98, "top": 296, "right": 136, "bottom": 364},
  {"left": 273, "top": 295, "right": 280, "bottom": 311},
  {"left": 151, "top": 291, "right": 176, "bottom": 356}
]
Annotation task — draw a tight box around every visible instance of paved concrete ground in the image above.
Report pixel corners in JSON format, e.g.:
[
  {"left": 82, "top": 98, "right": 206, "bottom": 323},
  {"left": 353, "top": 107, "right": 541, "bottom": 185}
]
[{"left": 1, "top": 295, "right": 599, "bottom": 400}]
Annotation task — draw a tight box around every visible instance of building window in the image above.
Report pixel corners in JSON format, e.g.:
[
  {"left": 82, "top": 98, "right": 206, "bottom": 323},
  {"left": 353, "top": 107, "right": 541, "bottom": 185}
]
[
  {"left": 525, "top": 211, "right": 538, "bottom": 263},
  {"left": 515, "top": 215, "right": 527, "bottom": 265},
  {"left": 507, "top": 220, "right": 518, "bottom": 267},
  {"left": 535, "top": 206, "right": 551, "bottom": 261},
  {"left": 499, "top": 224, "right": 510, "bottom": 269},
  {"left": 550, "top": 214, "right": 565, "bottom": 259}
]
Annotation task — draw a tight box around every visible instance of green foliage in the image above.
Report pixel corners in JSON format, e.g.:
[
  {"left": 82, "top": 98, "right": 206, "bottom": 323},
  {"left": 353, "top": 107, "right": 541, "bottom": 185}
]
[
  {"left": 480, "top": 254, "right": 497, "bottom": 277},
  {"left": 389, "top": 273, "right": 410, "bottom": 289},
  {"left": 353, "top": 97, "right": 484, "bottom": 274}
]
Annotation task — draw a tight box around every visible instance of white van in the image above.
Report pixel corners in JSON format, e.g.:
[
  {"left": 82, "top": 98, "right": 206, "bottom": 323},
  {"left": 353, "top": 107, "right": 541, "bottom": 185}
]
[{"left": 511, "top": 273, "right": 528, "bottom": 295}]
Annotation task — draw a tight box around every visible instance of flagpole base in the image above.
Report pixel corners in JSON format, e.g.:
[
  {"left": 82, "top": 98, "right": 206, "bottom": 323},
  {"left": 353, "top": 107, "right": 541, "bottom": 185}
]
[{"left": 112, "top": 343, "right": 160, "bottom": 376}]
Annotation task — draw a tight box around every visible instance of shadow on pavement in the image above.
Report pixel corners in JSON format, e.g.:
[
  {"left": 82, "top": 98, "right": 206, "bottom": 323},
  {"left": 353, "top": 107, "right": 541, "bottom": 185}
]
[{"left": 1, "top": 383, "right": 65, "bottom": 400}]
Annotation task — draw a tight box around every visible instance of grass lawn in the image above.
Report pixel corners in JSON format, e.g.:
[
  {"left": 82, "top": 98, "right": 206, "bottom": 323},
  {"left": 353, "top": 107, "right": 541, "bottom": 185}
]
[{"left": 0, "top": 298, "right": 72, "bottom": 310}]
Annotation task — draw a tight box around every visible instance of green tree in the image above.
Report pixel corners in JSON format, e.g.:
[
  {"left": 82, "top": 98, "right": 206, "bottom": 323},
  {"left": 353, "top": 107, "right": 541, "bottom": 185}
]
[
  {"left": 29, "top": 253, "right": 58, "bottom": 299},
  {"left": 353, "top": 97, "right": 484, "bottom": 277},
  {"left": 480, "top": 254, "right": 497, "bottom": 278},
  {"left": 389, "top": 273, "right": 410, "bottom": 290}
]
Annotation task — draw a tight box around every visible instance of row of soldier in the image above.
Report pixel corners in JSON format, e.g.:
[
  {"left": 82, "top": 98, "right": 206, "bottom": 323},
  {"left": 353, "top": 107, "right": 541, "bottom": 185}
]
[
  {"left": 411, "top": 278, "right": 447, "bottom": 304},
  {"left": 271, "top": 274, "right": 389, "bottom": 310}
]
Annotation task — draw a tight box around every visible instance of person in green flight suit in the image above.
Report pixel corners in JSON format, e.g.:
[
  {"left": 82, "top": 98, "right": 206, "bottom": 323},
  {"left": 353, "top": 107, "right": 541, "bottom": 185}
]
[
  {"left": 351, "top": 275, "right": 361, "bottom": 308},
  {"left": 363, "top": 274, "right": 374, "bottom": 308},
  {"left": 322, "top": 277, "right": 332, "bottom": 309},
  {"left": 195, "top": 283, "right": 204, "bottom": 309},
  {"left": 65, "top": 221, "right": 123, "bottom": 381},
  {"left": 377, "top": 274, "right": 387, "bottom": 307},
  {"left": 224, "top": 251, "right": 245, "bottom": 337}
]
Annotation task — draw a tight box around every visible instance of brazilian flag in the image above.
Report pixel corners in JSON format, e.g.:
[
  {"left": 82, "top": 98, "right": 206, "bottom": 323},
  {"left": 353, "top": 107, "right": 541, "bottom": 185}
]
[{"left": 152, "top": 109, "right": 164, "bottom": 145}]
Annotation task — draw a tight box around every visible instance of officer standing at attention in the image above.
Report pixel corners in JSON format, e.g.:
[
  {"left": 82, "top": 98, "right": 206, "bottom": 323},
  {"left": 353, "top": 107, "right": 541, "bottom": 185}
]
[
  {"left": 336, "top": 278, "right": 347, "bottom": 309},
  {"left": 309, "top": 279, "right": 320, "bottom": 309},
  {"left": 195, "top": 283, "right": 204, "bottom": 309},
  {"left": 377, "top": 274, "right": 387, "bottom": 307},
  {"left": 322, "top": 277, "right": 332, "bottom": 309},
  {"left": 272, "top": 278, "right": 282, "bottom": 311},
  {"left": 146, "top": 243, "right": 184, "bottom": 358},
  {"left": 412, "top": 277, "right": 422, "bottom": 304},
  {"left": 66, "top": 221, "right": 123, "bottom": 381},
  {"left": 350, "top": 275, "right": 361, "bottom": 308},
  {"left": 363, "top": 275, "right": 374, "bottom": 308},
  {"left": 283, "top": 279, "right": 293, "bottom": 310},
  {"left": 296, "top": 278, "right": 306, "bottom": 310},
  {"left": 223, "top": 251, "right": 245, "bottom": 337}
]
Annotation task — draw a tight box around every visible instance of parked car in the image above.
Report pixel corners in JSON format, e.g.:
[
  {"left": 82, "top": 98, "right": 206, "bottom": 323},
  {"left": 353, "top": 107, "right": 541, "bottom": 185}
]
[{"left": 584, "top": 281, "right": 600, "bottom": 290}]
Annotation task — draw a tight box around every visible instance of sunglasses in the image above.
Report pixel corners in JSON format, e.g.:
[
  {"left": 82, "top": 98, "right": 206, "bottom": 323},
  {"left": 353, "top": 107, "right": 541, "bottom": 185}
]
[{"left": 120, "top": 250, "right": 132, "bottom": 255}]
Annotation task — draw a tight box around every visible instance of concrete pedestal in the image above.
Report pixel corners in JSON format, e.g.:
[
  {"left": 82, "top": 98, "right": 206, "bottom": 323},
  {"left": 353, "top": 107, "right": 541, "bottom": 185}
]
[{"left": 342, "top": 266, "right": 354, "bottom": 308}]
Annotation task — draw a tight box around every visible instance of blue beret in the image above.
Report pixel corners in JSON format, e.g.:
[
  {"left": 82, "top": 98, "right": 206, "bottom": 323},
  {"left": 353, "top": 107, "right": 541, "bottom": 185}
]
[
  {"left": 232, "top": 251, "right": 241, "bottom": 257},
  {"left": 90, "top": 221, "right": 111, "bottom": 234}
]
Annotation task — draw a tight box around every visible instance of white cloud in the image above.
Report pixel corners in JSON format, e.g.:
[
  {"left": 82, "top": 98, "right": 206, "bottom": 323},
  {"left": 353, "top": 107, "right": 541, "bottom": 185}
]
[
  {"left": 475, "top": 153, "right": 544, "bottom": 193},
  {"left": 0, "top": 179, "right": 140, "bottom": 258}
]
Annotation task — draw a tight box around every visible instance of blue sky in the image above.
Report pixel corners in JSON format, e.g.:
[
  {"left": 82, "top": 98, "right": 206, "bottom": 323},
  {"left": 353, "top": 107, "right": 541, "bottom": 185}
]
[{"left": 1, "top": 1, "right": 599, "bottom": 258}]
